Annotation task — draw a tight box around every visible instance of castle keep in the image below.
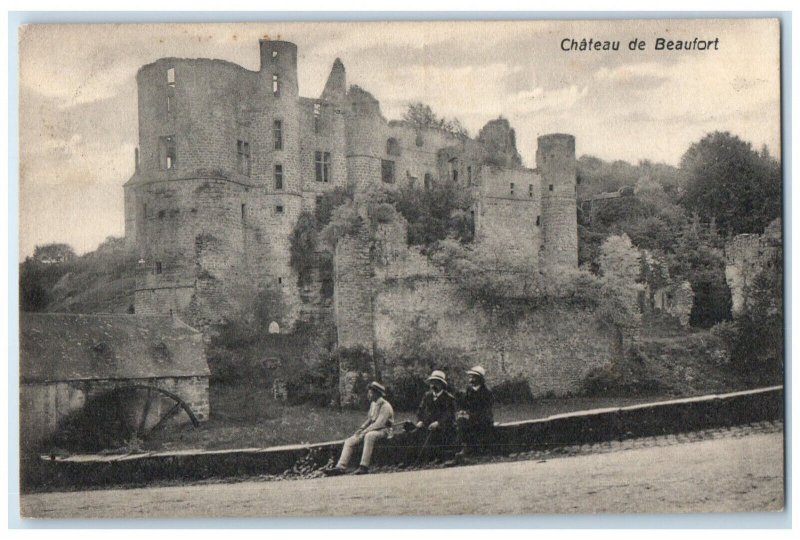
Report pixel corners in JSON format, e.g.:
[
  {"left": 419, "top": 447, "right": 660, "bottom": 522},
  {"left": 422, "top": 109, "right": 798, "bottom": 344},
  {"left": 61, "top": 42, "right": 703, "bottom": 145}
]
[{"left": 124, "top": 40, "right": 604, "bottom": 398}]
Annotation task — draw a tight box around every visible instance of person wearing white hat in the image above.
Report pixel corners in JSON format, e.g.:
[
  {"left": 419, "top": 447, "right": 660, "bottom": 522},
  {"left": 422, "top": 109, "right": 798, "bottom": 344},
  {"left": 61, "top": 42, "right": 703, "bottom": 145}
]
[
  {"left": 325, "top": 381, "right": 394, "bottom": 476},
  {"left": 404, "top": 370, "right": 456, "bottom": 465},
  {"left": 449, "top": 366, "right": 494, "bottom": 464}
]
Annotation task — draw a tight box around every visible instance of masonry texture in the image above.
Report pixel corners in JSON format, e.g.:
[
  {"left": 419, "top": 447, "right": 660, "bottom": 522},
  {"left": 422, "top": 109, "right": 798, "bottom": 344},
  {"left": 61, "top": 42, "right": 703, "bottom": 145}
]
[
  {"left": 725, "top": 218, "right": 781, "bottom": 317},
  {"left": 123, "top": 39, "right": 587, "bottom": 398}
]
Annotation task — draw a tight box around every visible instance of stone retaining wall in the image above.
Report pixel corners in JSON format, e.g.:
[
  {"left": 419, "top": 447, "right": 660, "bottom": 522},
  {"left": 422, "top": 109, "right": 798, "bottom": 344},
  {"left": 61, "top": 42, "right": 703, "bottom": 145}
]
[{"left": 22, "top": 386, "right": 783, "bottom": 491}]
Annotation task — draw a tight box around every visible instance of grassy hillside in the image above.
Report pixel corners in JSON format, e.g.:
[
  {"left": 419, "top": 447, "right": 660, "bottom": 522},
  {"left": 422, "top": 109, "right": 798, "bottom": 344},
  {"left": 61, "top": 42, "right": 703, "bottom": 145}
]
[{"left": 21, "top": 236, "right": 137, "bottom": 314}]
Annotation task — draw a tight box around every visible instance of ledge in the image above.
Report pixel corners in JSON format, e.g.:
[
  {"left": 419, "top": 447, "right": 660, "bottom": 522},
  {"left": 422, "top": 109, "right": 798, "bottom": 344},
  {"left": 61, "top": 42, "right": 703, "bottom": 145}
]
[{"left": 22, "top": 386, "right": 783, "bottom": 491}]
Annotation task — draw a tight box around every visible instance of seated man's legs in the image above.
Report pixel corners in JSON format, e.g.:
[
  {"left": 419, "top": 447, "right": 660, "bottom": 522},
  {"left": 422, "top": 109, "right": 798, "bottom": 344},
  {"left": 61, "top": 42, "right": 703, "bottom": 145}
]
[
  {"left": 359, "top": 430, "right": 388, "bottom": 467},
  {"left": 335, "top": 434, "right": 361, "bottom": 469}
]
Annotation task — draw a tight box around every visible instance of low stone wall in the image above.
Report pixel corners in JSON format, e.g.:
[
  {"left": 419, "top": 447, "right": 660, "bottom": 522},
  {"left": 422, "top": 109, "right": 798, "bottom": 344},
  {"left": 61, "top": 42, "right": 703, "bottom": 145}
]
[{"left": 22, "top": 386, "right": 783, "bottom": 491}]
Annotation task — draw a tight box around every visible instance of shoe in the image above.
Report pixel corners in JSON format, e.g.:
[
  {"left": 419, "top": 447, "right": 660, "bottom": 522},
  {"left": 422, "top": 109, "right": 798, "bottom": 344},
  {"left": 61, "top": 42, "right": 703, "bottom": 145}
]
[
  {"left": 353, "top": 465, "right": 369, "bottom": 475},
  {"left": 323, "top": 467, "right": 346, "bottom": 476}
]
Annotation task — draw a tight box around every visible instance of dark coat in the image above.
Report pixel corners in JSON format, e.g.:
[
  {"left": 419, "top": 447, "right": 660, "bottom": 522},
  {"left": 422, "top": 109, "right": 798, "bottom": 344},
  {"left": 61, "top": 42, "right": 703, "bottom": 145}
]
[
  {"left": 416, "top": 390, "right": 456, "bottom": 430},
  {"left": 458, "top": 384, "right": 494, "bottom": 427}
]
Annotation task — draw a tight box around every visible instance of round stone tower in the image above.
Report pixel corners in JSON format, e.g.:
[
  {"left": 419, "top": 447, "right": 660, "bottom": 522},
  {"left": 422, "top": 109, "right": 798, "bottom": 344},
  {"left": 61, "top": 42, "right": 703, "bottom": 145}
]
[{"left": 537, "top": 133, "right": 578, "bottom": 271}]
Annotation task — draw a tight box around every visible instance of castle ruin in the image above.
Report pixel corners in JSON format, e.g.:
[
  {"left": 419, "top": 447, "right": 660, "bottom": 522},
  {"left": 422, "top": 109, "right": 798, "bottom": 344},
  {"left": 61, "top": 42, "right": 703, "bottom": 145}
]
[{"left": 124, "top": 39, "right": 614, "bottom": 400}]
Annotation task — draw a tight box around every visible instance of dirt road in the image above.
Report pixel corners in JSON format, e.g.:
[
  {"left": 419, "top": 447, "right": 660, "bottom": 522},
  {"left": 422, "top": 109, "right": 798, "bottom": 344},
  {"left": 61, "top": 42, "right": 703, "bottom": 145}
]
[{"left": 20, "top": 429, "right": 784, "bottom": 518}]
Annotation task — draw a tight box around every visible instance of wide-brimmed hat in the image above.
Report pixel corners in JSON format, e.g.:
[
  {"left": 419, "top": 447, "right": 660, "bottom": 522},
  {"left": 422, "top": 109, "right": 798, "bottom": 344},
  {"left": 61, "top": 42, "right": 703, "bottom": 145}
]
[
  {"left": 466, "top": 366, "right": 486, "bottom": 379},
  {"left": 368, "top": 381, "right": 386, "bottom": 396},
  {"left": 427, "top": 370, "right": 447, "bottom": 385}
]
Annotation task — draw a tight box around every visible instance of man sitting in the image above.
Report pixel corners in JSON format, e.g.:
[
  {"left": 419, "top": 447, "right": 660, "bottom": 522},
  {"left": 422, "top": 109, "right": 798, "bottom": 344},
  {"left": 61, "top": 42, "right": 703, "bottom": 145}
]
[
  {"left": 404, "top": 370, "right": 456, "bottom": 465},
  {"left": 450, "top": 365, "right": 494, "bottom": 463},
  {"left": 325, "top": 381, "right": 394, "bottom": 476}
]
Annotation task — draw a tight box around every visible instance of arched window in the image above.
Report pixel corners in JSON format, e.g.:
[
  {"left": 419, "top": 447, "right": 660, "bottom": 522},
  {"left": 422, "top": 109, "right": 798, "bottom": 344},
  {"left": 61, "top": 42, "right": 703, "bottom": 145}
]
[
  {"left": 386, "top": 138, "right": 401, "bottom": 156},
  {"left": 268, "top": 321, "right": 280, "bottom": 334}
]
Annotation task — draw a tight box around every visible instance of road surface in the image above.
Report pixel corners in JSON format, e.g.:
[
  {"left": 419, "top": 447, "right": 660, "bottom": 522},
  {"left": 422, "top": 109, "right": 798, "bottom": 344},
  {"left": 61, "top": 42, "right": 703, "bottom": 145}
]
[{"left": 20, "top": 428, "right": 784, "bottom": 518}]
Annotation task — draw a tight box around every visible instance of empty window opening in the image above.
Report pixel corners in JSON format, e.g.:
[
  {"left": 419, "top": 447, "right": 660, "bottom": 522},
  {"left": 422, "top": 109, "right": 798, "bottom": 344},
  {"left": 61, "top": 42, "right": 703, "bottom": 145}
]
[
  {"left": 536, "top": 215, "right": 541, "bottom": 226},
  {"left": 274, "top": 164, "right": 284, "bottom": 190},
  {"left": 155, "top": 261, "right": 163, "bottom": 274},
  {"left": 424, "top": 173, "right": 433, "bottom": 190},
  {"left": 386, "top": 138, "right": 401, "bottom": 156},
  {"left": 273, "top": 120, "right": 283, "bottom": 150},
  {"left": 237, "top": 140, "right": 251, "bottom": 176},
  {"left": 381, "top": 160, "right": 395, "bottom": 184},
  {"left": 166, "top": 87, "right": 175, "bottom": 114},
  {"left": 277, "top": 277, "right": 283, "bottom": 285},
  {"left": 453, "top": 169, "right": 459, "bottom": 183},
  {"left": 166, "top": 68, "right": 175, "bottom": 86},
  {"left": 241, "top": 204, "right": 246, "bottom": 219},
  {"left": 529, "top": 184, "right": 534, "bottom": 198},
  {"left": 549, "top": 184, "right": 554, "bottom": 191},
  {"left": 159, "top": 136, "right": 176, "bottom": 170},
  {"left": 313, "top": 102, "right": 321, "bottom": 134},
  {"left": 268, "top": 321, "right": 280, "bottom": 334},
  {"left": 315, "top": 151, "right": 331, "bottom": 183},
  {"left": 510, "top": 182, "right": 515, "bottom": 195},
  {"left": 275, "top": 205, "right": 284, "bottom": 214},
  {"left": 272, "top": 50, "right": 278, "bottom": 59},
  {"left": 467, "top": 166, "right": 472, "bottom": 185},
  {"left": 272, "top": 74, "right": 280, "bottom": 97}
]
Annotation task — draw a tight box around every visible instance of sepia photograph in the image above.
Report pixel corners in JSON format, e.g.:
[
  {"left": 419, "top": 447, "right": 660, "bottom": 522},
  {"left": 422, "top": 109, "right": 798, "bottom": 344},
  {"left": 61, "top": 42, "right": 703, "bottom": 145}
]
[{"left": 15, "top": 17, "right": 784, "bottom": 520}]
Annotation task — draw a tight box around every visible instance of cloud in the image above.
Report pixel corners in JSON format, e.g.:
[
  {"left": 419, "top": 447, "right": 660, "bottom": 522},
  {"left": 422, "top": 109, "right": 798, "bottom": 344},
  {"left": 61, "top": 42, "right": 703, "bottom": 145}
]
[{"left": 508, "top": 85, "right": 589, "bottom": 115}]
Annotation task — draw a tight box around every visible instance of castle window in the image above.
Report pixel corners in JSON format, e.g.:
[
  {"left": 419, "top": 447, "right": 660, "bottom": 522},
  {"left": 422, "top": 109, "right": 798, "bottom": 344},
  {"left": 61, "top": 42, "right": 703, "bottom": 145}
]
[
  {"left": 315, "top": 151, "right": 331, "bottom": 183},
  {"left": 274, "top": 164, "right": 283, "bottom": 189},
  {"left": 415, "top": 132, "right": 424, "bottom": 147},
  {"left": 272, "top": 50, "right": 278, "bottom": 59},
  {"left": 536, "top": 215, "right": 541, "bottom": 226},
  {"left": 467, "top": 166, "right": 472, "bottom": 185},
  {"left": 386, "top": 138, "right": 401, "bottom": 157},
  {"left": 529, "top": 184, "right": 533, "bottom": 198},
  {"left": 313, "top": 102, "right": 321, "bottom": 134},
  {"left": 424, "top": 173, "right": 433, "bottom": 190},
  {"left": 166, "top": 68, "right": 176, "bottom": 114},
  {"left": 275, "top": 205, "right": 284, "bottom": 214},
  {"left": 237, "top": 140, "right": 251, "bottom": 176},
  {"left": 273, "top": 120, "right": 283, "bottom": 150},
  {"left": 381, "top": 160, "right": 395, "bottom": 184},
  {"left": 159, "top": 135, "right": 176, "bottom": 170},
  {"left": 155, "top": 261, "right": 163, "bottom": 275},
  {"left": 453, "top": 169, "right": 458, "bottom": 183},
  {"left": 510, "top": 182, "right": 515, "bottom": 195},
  {"left": 272, "top": 74, "right": 280, "bottom": 97},
  {"left": 277, "top": 277, "right": 282, "bottom": 285},
  {"left": 549, "top": 184, "right": 554, "bottom": 191},
  {"left": 241, "top": 204, "right": 246, "bottom": 219}
]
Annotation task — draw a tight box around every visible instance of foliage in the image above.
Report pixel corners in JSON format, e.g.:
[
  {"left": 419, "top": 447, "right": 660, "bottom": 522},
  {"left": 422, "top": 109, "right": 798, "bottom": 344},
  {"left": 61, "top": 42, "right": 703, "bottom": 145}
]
[
  {"left": 19, "top": 237, "right": 138, "bottom": 313},
  {"left": 32, "top": 243, "right": 76, "bottom": 263},
  {"left": 679, "top": 131, "right": 781, "bottom": 236},
  {"left": 289, "top": 187, "right": 354, "bottom": 292},
  {"left": 387, "top": 181, "right": 475, "bottom": 247},
  {"left": 402, "top": 102, "right": 469, "bottom": 138},
  {"left": 667, "top": 218, "right": 731, "bottom": 327},
  {"left": 491, "top": 377, "right": 534, "bottom": 404},
  {"left": 725, "top": 247, "right": 783, "bottom": 383}
]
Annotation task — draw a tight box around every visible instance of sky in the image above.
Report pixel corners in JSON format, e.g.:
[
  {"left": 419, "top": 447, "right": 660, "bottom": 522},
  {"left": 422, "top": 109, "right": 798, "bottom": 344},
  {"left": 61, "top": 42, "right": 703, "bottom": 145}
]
[{"left": 18, "top": 19, "right": 781, "bottom": 257}]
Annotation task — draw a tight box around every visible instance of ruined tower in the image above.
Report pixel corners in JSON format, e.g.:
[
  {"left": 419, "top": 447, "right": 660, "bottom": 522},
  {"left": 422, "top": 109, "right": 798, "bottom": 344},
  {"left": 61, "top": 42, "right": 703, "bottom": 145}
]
[{"left": 537, "top": 134, "right": 578, "bottom": 271}]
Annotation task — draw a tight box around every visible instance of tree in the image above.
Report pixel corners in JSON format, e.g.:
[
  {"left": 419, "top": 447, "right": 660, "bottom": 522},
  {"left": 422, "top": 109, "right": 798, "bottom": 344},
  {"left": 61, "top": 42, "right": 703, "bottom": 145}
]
[
  {"left": 679, "top": 131, "right": 781, "bottom": 236},
  {"left": 402, "top": 102, "right": 469, "bottom": 138},
  {"left": 32, "top": 243, "right": 76, "bottom": 264}
]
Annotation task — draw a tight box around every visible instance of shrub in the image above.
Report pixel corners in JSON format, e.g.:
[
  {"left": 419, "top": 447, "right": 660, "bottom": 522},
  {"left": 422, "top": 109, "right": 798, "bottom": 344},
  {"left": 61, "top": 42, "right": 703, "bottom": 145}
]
[{"left": 491, "top": 377, "right": 534, "bottom": 404}]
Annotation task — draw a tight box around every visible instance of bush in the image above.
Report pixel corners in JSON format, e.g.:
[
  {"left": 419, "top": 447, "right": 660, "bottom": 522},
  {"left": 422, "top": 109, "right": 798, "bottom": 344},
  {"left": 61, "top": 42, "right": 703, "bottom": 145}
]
[
  {"left": 492, "top": 377, "right": 534, "bottom": 404},
  {"left": 286, "top": 354, "right": 339, "bottom": 407}
]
